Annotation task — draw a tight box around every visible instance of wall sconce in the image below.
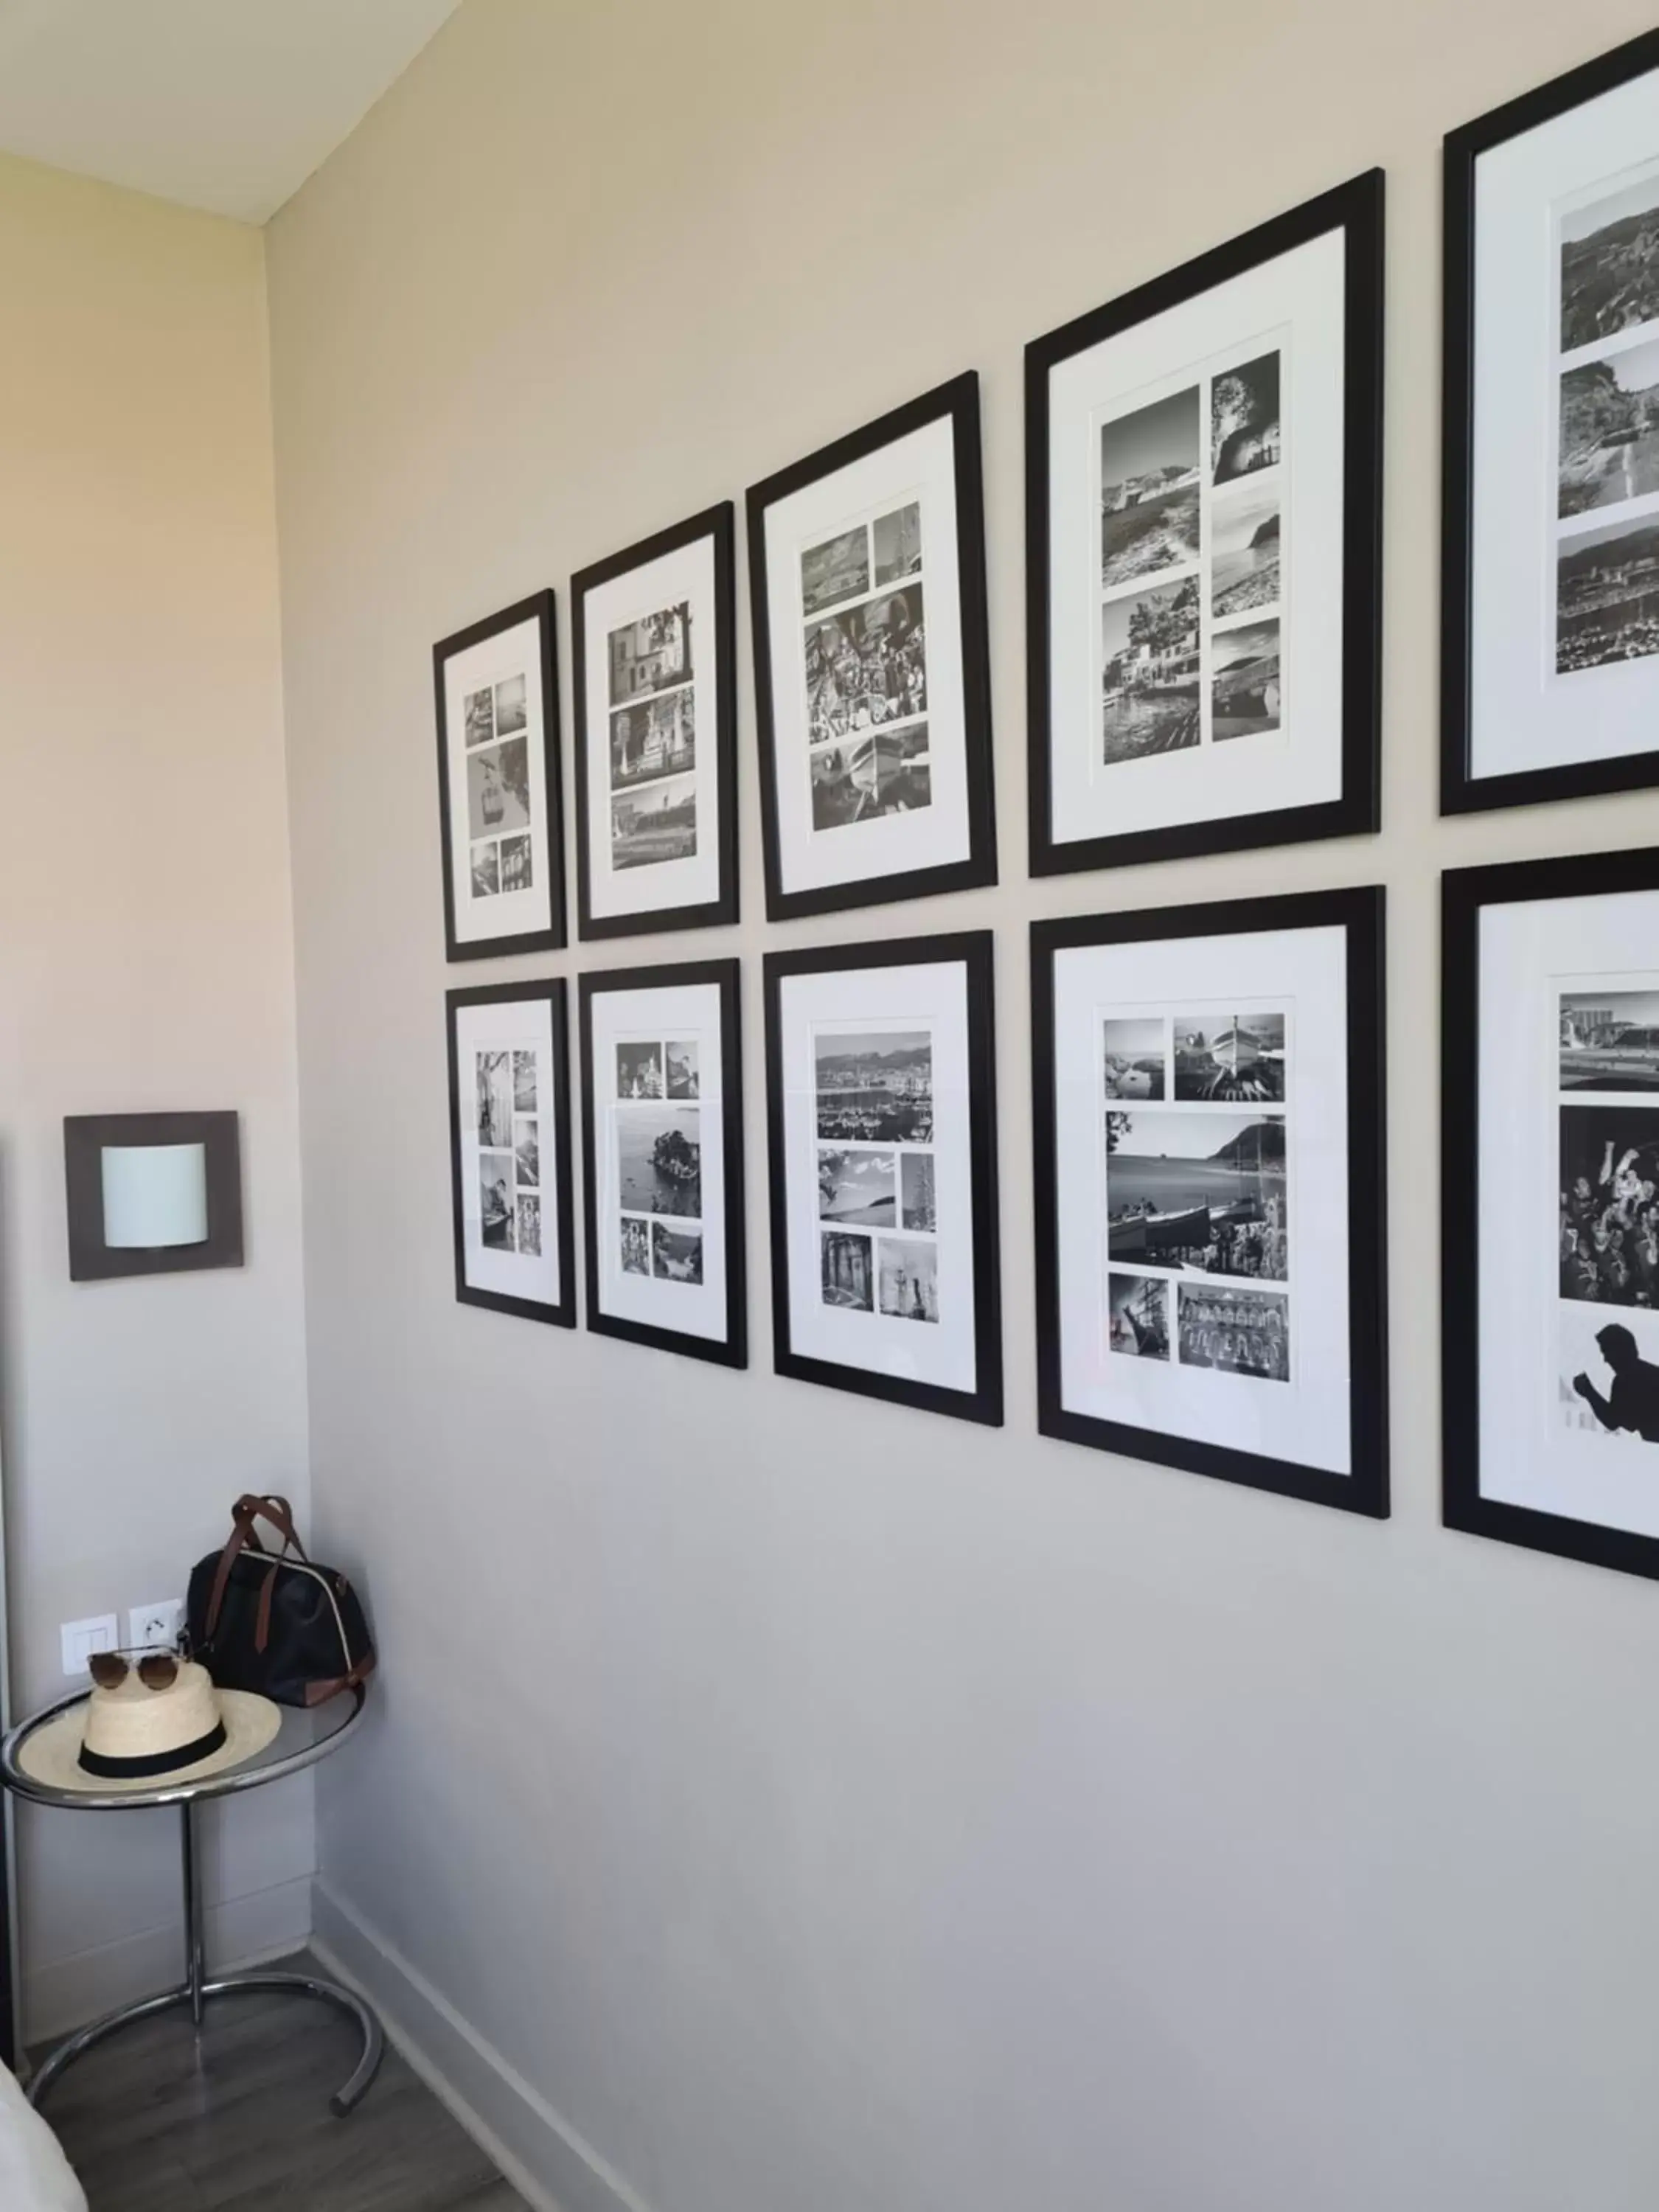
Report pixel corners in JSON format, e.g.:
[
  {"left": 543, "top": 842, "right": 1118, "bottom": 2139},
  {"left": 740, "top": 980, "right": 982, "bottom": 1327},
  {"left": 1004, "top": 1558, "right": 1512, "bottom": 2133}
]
[{"left": 63, "top": 1113, "right": 243, "bottom": 1281}]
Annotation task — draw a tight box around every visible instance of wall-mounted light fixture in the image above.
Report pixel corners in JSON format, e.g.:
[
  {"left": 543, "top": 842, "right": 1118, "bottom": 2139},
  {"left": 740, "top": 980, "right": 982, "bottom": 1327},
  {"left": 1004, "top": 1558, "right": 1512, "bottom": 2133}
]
[{"left": 63, "top": 1113, "right": 243, "bottom": 1281}]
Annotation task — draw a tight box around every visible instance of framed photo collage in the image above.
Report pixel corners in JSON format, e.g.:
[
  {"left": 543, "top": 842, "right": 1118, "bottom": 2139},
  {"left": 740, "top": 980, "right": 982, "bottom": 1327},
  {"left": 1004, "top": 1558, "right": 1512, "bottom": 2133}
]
[{"left": 429, "top": 25, "right": 1659, "bottom": 1583}]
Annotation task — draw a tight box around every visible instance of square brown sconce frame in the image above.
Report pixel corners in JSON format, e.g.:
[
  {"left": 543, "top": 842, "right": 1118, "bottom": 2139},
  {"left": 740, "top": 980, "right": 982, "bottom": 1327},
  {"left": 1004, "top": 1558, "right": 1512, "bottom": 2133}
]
[{"left": 64, "top": 1111, "right": 244, "bottom": 1281}]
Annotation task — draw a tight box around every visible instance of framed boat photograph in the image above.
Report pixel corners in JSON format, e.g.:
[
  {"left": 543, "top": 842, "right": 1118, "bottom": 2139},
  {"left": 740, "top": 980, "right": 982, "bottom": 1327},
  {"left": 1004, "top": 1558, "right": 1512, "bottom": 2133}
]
[
  {"left": 747, "top": 373, "right": 996, "bottom": 922},
  {"left": 1027, "top": 171, "right": 1383, "bottom": 876},
  {"left": 1032, "top": 886, "right": 1388, "bottom": 1515},
  {"left": 578, "top": 958, "right": 745, "bottom": 1367},
  {"left": 1444, "top": 29, "right": 1659, "bottom": 813},
  {"left": 447, "top": 978, "right": 575, "bottom": 1327},
  {"left": 763, "top": 932, "right": 1001, "bottom": 1426},
  {"left": 571, "top": 505, "right": 738, "bottom": 940},
  {"left": 1444, "top": 846, "right": 1659, "bottom": 1581},
  {"left": 434, "top": 591, "right": 564, "bottom": 960}
]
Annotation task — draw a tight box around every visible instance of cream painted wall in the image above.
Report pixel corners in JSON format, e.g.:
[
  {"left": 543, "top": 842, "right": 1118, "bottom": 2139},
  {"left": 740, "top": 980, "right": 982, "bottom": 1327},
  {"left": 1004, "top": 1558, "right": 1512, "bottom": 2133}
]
[
  {"left": 0, "top": 153, "right": 313, "bottom": 2037},
  {"left": 268, "top": 4, "right": 1659, "bottom": 2208}
]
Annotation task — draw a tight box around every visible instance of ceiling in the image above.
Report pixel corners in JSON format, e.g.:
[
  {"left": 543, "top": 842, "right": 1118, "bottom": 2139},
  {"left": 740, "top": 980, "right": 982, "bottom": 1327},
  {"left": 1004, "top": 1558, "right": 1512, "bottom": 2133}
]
[{"left": 0, "top": 0, "right": 461, "bottom": 223}]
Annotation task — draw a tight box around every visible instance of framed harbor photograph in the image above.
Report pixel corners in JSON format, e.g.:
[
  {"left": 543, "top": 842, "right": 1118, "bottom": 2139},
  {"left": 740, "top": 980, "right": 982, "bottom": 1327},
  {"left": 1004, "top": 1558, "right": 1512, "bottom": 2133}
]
[
  {"left": 1444, "top": 846, "right": 1659, "bottom": 1581},
  {"left": 764, "top": 932, "right": 1001, "bottom": 1425},
  {"left": 579, "top": 958, "right": 745, "bottom": 1366},
  {"left": 1027, "top": 172, "right": 1383, "bottom": 875},
  {"left": 447, "top": 978, "right": 575, "bottom": 1326},
  {"left": 1032, "top": 886, "right": 1387, "bottom": 1514},
  {"left": 748, "top": 374, "right": 996, "bottom": 922},
  {"left": 434, "top": 591, "right": 564, "bottom": 959},
  {"left": 1444, "top": 29, "right": 1659, "bottom": 813},
  {"left": 572, "top": 505, "right": 738, "bottom": 939}
]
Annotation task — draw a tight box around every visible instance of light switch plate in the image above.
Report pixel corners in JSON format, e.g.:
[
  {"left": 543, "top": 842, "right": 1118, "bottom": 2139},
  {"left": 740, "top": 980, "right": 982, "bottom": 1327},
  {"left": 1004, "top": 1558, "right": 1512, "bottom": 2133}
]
[
  {"left": 60, "top": 1614, "right": 119, "bottom": 1677},
  {"left": 127, "top": 1599, "right": 184, "bottom": 1652}
]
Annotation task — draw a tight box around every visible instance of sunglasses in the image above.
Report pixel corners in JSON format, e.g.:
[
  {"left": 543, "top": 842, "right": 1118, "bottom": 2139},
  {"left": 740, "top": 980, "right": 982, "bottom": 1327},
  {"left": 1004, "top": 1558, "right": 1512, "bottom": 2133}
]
[{"left": 88, "top": 1650, "right": 180, "bottom": 1692}]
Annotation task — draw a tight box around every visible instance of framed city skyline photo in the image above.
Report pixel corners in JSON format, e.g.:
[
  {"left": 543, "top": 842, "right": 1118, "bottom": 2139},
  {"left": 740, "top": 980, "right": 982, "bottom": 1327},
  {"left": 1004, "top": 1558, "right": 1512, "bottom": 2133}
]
[
  {"left": 1032, "top": 887, "right": 1388, "bottom": 1515},
  {"left": 434, "top": 591, "right": 564, "bottom": 959},
  {"left": 747, "top": 374, "right": 997, "bottom": 921},
  {"left": 571, "top": 505, "right": 738, "bottom": 939},
  {"left": 1444, "top": 29, "right": 1659, "bottom": 813},
  {"left": 578, "top": 958, "right": 745, "bottom": 1367},
  {"left": 1444, "top": 847, "right": 1659, "bottom": 1582},
  {"left": 447, "top": 978, "right": 575, "bottom": 1327},
  {"left": 1027, "top": 172, "right": 1383, "bottom": 876},
  {"left": 764, "top": 933, "right": 1001, "bottom": 1425}
]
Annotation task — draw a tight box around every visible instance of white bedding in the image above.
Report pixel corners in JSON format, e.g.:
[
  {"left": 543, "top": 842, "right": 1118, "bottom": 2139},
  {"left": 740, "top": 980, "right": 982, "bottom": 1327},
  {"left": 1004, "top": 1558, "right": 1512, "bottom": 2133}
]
[{"left": 0, "top": 2062, "right": 85, "bottom": 2211}]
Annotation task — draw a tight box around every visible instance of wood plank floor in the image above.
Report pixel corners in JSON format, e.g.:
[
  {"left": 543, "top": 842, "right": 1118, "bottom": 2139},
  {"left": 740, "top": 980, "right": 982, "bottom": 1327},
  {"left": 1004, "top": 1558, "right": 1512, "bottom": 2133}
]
[{"left": 32, "top": 1951, "right": 529, "bottom": 2211}]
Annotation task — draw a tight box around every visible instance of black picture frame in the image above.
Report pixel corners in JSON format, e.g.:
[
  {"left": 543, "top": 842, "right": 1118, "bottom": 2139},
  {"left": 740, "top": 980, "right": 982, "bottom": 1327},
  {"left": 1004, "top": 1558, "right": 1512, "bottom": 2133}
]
[
  {"left": 1443, "top": 845, "right": 1659, "bottom": 1581},
  {"left": 63, "top": 1112, "right": 243, "bottom": 1281},
  {"left": 1441, "top": 29, "right": 1659, "bottom": 815},
  {"left": 1031, "top": 886, "right": 1388, "bottom": 1516},
  {"left": 763, "top": 930, "right": 1002, "bottom": 1427},
  {"left": 1026, "top": 170, "right": 1384, "bottom": 877},
  {"left": 746, "top": 372, "right": 997, "bottom": 922},
  {"left": 446, "top": 977, "right": 576, "bottom": 1328},
  {"left": 577, "top": 956, "right": 746, "bottom": 1368},
  {"left": 434, "top": 589, "right": 565, "bottom": 961},
  {"left": 571, "top": 505, "right": 738, "bottom": 940}
]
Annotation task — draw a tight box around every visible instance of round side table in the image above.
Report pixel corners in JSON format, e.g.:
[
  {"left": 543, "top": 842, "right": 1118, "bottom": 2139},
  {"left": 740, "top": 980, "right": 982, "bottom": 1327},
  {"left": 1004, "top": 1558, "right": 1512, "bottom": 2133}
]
[{"left": 1, "top": 1681, "right": 383, "bottom": 2115}]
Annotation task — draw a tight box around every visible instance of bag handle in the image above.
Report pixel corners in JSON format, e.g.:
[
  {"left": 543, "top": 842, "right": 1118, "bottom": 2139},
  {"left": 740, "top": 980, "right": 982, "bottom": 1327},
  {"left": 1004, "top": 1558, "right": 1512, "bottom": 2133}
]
[{"left": 204, "top": 1494, "right": 309, "bottom": 1641}]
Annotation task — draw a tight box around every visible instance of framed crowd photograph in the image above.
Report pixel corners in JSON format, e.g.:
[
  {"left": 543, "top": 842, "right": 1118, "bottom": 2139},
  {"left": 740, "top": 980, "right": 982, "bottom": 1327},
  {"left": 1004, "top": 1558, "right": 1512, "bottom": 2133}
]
[
  {"left": 1032, "top": 886, "right": 1388, "bottom": 1515},
  {"left": 763, "top": 932, "right": 1001, "bottom": 1426},
  {"left": 434, "top": 591, "right": 564, "bottom": 960},
  {"left": 447, "top": 978, "right": 575, "bottom": 1328},
  {"left": 747, "top": 373, "right": 996, "bottom": 922},
  {"left": 577, "top": 958, "right": 745, "bottom": 1367},
  {"left": 1026, "top": 171, "right": 1383, "bottom": 877},
  {"left": 571, "top": 505, "right": 738, "bottom": 940},
  {"left": 1444, "top": 29, "right": 1659, "bottom": 814},
  {"left": 1444, "top": 846, "right": 1659, "bottom": 1582}
]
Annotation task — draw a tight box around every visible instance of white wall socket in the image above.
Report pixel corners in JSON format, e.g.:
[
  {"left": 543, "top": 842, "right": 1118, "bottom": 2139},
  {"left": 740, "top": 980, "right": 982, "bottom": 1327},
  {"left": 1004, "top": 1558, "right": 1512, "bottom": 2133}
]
[
  {"left": 60, "top": 1614, "right": 119, "bottom": 1676},
  {"left": 128, "top": 1599, "right": 185, "bottom": 1652}
]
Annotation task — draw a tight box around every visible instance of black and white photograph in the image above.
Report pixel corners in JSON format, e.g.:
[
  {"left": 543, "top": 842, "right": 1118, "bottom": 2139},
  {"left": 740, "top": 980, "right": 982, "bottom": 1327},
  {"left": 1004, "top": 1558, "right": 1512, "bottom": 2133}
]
[
  {"left": 1560, "top": 991, "right": 1659, "bottom": 1088},
  {"left": 666, "top": 1040, "right": 699, "bottom": 1098},
  {"left": 1178, "top": 1283, "right": 1290, "bottom": 1381},
  {"left": 878, "top": 1239, "right": 939, "bottom": 1324},
  {"left": 821, "top": 1229, "right": 874, "bottom": 1312},
  {"left": 1211, "top": 352, "right": 1281, "bottom": 484},
  {"left": 1108, "top": 1272, "right": 1169, "bottom": 1360},
  {"left": 817, "top": 1148, "right": 896, "bottom": 1226},
  {"left": 448, "top": 978, "right": 574, "bottom": 1326},
  {"left": 1172, "top": 1012, "right": 1286, "bottom": 1102},
  {"left": 617, "top": 1041, "right": 664, "bottom": 1099},
  {"left": 1556, "top": 512, "right": 1659, "bottom": 673},
  {"left": 1099, "top": 387, "right": 1200, "bottom": 591},
  {"left": 610, "top": 691, "right": 695, "bottom": 790},
  {"left": 1032, "top": 175, "right": 1381, "bottom": 874},
  {"left": 815, "top": 1031, "right": 933, "bottom": 1144},
  {"left": 749, "top": 376, "right": 995, "bottom": 921},
  {"left": 1558, "top": 337, "right": 1659, "bottom": 518},
  {"left": 436, "top": 592, "right": 563, "bottom": 959},
  {"left": 1105, "top": 1110, "right": 1288, "bottom": 1281},
  {"left": 900, "top": 1150, "right": 936, "bottom": 1233},
  {"left": 608, "top": 603, "right": 692, "bottom": 705},
  {"left": 1559, "top": 1104, "right": 1659, "bottom": 1307},
  {"left": 620, "top": 1217, "right": 650, "bottom": 1274},
  {"left": 616, "top": 1104, "right": 700, "bottom": 1220},
  {"left": 612, "top": 775, "right": 696, "bottom": 871},
  {"left": 652, "top": 1222, "right": 703, "bottom": 1284},
  {"left": 1103, "top": 1018, "right": 1167, "bottom": 1100},
  {"left": 1560, "top": 171, "right": 1659, "bottom": 352}
]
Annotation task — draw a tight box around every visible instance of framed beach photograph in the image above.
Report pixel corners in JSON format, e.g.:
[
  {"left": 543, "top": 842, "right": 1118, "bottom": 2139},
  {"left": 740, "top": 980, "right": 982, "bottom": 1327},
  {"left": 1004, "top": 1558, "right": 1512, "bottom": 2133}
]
[
  {"left": 747, "top": 374, "right": 996, "bottom": 922},
  {"left": 434, "top": 591, "right": 564, "bottom": 959},
  {"left": 1027, "top": 172, "right": 1383, "bottom": 876},
  {"left": 1032, "top": 886, "right": 1387, "bottom": 1514},
  {"left": 1444, "top": 29, "right": 1659, "bottom": 813},
  {"left": 763, "top": 932, "right": 1001, "bottom": 1425},
  {"left": 1444, "top": 846, "right": 1659, "bottom": 1581},
  {"left": 447, "top": 978, "right": 575, "bottom": 1327},
  {"left": 571, "top": 505, "right": 737, "bottom": 939},
  {"left": 579, "top": 958, "right": 745, "bottom": 1366}
]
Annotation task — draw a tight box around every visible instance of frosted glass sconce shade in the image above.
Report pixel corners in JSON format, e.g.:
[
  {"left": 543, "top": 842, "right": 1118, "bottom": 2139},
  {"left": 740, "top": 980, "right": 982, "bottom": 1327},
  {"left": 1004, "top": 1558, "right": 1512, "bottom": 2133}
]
[{"left": 100, "top": 1144, "right": 209, "bottom": 1248}]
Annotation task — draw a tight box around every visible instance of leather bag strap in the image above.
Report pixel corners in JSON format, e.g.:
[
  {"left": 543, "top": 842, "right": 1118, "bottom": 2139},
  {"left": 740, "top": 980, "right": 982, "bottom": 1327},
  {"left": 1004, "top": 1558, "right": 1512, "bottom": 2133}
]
[{"left": 204, "top": 1495, "right": 309, "bottom": 1639}]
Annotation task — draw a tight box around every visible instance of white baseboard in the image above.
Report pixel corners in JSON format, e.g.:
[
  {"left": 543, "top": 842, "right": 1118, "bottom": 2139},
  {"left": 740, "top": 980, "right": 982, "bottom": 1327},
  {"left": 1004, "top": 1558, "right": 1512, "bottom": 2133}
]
[
  {"left": 311, "top": 1881, "right": 651, "bottom": 2212},
  {"left": 27, "top": 1872, "right": 314, "bottom": 2043}
]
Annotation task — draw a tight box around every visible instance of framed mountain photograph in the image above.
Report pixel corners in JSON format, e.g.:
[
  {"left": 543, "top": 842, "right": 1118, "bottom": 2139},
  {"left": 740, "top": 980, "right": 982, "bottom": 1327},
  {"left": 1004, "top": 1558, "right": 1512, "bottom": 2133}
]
[
  {"left": 434, "top": 591, "right": 564, "bottom": 960},
  {"left": 747, "top": 374, "right": 996, "bottom": 922},
  {"left": 1444, "top": 29, "right": 1659, "bottom": 812},
  {"left": 447, "top": 978, "right": 575, "bottom": 1327},
  {"left": 763, "top": 932, "right": 1001, "bottom": 1425},
  {"left": 1032, "top": 886, "right": 1388, "bottom": 1515},
  {"left": 571, "top": 505, "right": 738, "bottom": 939},
  {"left": 579, "top": 958, "right": 745, "bottom": 1366},
  {"left": 1444, "top": 846, "right": 1659, "bottom": 1581},
  {"left": 1027, "top": 172, "right": 1383, "bottom": 876}
]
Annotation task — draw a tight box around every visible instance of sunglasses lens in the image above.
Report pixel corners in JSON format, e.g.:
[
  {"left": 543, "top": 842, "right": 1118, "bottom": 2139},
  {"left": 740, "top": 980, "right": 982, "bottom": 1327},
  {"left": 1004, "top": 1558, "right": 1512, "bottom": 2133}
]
[
  {"left": 88, "top": 1652, "right": 128, "bottom": 1690},
  {"left": 138, "top": 1654, "right": 179, "bottom": 1691}
]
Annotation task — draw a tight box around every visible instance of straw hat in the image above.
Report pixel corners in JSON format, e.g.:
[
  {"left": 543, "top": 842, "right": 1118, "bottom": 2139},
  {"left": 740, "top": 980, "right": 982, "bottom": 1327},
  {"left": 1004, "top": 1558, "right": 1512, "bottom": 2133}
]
[{"left": 18, "top": 1660, "right": 281, "bottom": 1795}]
